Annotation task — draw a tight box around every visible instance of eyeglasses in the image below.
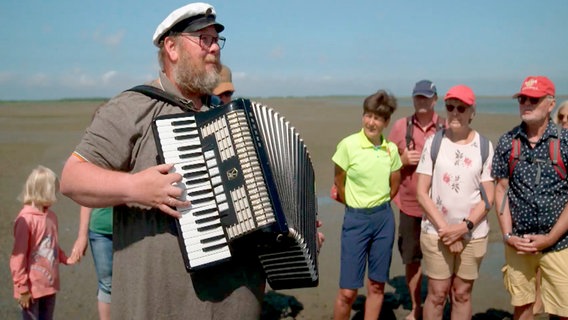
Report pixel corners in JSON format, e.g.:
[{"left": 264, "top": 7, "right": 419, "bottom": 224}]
[
  {"left": 181, "top": 33, "right": 226, "bottom": 49},
  {"left": 218, "top": 91, "right": 233, "bottom": 98},
  {"left": 558, "top": 114, "right": 568, "bottom": 121},
  {"left": 445, "top": 104, "right": 468, "bottom": 113},
  {"left": 517, "top": 95, "right": 544, "bottom": 105}
]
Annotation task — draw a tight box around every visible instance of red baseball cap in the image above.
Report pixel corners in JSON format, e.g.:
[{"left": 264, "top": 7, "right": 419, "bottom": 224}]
[
  {"left": 513, "top": 76, "right": 555, "bottom": 98},
  {"left": 444, "top": 85, "right": 475, "bottom": 106}
]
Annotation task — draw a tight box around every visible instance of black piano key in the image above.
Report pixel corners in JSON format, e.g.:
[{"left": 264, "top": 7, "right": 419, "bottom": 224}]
[
  {"left": 202, "top": 242, "right": 229, "bottom": 252},
  {"left": 197, "top": 222, "right": 222, "bottom": 232},
  {"left": 195, "top": 215, "right": 220, "bottom": 224},
  {"left": 175, "top": 133, "right": 199, "bottom": 140},
  {"left": 185, "top": 177, "right": 209, "bottom": 185},
  {"left": 193, "top": 207, "right": 218, "bottom": 216},
  {"left": 188, "top": 196, "right": 215, "bottom": 205},
  {"left": 178, "top": 145, "right": 201, "bottom": 152},
  {"left": 183, "top": 171, "right": 207, "bottom": 179},
  {"left": 179, "top": 151, "right": 203, "bottom": 159},
  {"left": 187, "top": 188, "right": 213, "bottom": 197},
  {"left": 181, "top": 163, "right": 205, "bottom": 171},
  {"left": 171, "top": 119, "right": 195, "bottom": 126},
  {"left": 200, "top": 234, "right": 225, "bottom": 244},
  {"left": 173, "top": 126, "right": 196, "bottom": 133}
]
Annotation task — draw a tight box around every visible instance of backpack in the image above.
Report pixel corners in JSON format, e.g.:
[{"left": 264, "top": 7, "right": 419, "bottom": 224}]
[
  {"left": 508, "top": 124, "right": 566, "bottom": 182},
  {"left": 405, "top": 115, "right": 445, "bottom": 149},
  {"left": 499, "top": 124, "right": 566, "bottom": 214},
  {"left": 429, "top": 129, "right": 492, "bottom": 210}
]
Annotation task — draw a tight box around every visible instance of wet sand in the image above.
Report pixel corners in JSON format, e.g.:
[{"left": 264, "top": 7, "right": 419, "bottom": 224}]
[{"left": 0, "top": 97, "right": 520, "bottom": 319}]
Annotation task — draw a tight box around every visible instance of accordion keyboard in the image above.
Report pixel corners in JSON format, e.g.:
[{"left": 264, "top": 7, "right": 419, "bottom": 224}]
[{"left": 155, "top": 116, "right": 232, "bottom": 268}]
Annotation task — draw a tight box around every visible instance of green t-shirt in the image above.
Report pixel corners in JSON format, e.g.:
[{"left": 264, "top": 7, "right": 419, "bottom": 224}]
[
  {"left": 89, "top": 207, "right": 113, "bottom": 235},
  {"left": 332, "top": 129, "right": 402, "bottom": 208}
]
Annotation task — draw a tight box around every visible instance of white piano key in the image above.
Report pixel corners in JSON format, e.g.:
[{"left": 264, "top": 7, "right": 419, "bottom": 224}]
[
  {"left": 180, "top": 217, "right": 220, "bottom": 231},
  {"left": 182, "top": 225, "right": 224, "bottom": 243},
  {"left": 211, "top": 176, "right": 222, "bottom": 186},
  {"left": 186, "top": 236, "right": 227, "bottom": 254},
  {"left": 180, "top": 210, "right": 220, "bottom": 226},
  {"left": 215, "top": 193, "right": 226, "bottom": 203},
  {"left": 218, "top": 202, "right": 229, "bottom": 212},
  {"left": 187, "top": 249, "right": 232, "bottom": 268},
  {"left": 209, "top": 166, "right": 220, "bottom": 176},
  {"left": 204, "top": 150, "right": 216, "bottom": 160}
]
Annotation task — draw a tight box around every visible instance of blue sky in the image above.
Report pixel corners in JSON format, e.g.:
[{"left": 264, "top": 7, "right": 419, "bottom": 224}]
[{"left": 1, "top": 0, "right": 567, "bottom": 100}]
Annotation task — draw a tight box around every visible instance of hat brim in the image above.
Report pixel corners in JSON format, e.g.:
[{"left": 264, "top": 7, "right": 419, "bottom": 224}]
[
  {"left": 412, "top": 91, "right": 436, "bottom": 98},
  {"left": 512, "top": 90, "right": 548, "bottom": 98},
  {"left": 444, "top": 95, "right": 474, "bottom": 106},
  {"left": 183, "top": 19, "right": 224, "bottom": 33},
  {"left": 213, "top": 82, "right": 235, "bottom": 96}
]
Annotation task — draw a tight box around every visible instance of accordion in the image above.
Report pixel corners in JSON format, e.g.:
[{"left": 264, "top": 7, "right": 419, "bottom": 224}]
[{"left": 152, "top": 98, "right": 319, "bottom": 289}]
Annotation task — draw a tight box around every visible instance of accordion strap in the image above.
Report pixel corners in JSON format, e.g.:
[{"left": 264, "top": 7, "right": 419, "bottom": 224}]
[{"left": 125, "top": 84, "right": 199, "bottom": 112}]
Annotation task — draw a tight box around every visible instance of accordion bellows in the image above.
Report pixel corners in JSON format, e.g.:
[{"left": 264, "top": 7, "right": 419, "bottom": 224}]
[{"left": 152, "top": 98, "right": 319, "bottom": 289}]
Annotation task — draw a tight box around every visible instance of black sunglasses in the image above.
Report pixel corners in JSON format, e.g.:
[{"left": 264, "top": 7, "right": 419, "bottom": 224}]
[
  {"left": 445, "top": 104, "right": 468, "bottom": 113},
  {"left": 517, "top": 95, "right": 543, "bottom": 105},
  {"left": 558, "top": 114, "right": 568, "bottom": 121},
  {"left": 219, "top": 91, "right": 233, "bottom": 98}
]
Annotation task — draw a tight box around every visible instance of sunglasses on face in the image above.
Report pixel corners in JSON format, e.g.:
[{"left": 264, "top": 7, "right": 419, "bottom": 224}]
[
  {"left": 517, "top": 95, "right": 543, "bottom": 105},
  {"left": 558, "top": 114, "right": 568, "bottom": 121},
  {"left": 219, "top": 91, "right": 233, "bottom": 98},
  {"left": 445, "top": 104, "right": 468, "bottom": 113}
]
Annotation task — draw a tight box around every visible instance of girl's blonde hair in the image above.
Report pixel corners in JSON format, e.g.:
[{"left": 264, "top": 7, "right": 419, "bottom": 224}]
[{"left": 18, "top": 165, "right": 59, "bottom": 207}]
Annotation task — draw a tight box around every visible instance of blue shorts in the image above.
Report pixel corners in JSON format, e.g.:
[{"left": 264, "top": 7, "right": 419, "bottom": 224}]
[
  {"left": 89, "top": 230, "right": 113, "bottom": 303},
  {"left": 339, "top": 202, "right": 395, "bottom": 289}
]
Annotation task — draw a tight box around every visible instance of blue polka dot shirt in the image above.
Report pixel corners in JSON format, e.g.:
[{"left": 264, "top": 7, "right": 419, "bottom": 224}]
[{"left": 492, "top": 120, "right": 568, "bottom": 252}]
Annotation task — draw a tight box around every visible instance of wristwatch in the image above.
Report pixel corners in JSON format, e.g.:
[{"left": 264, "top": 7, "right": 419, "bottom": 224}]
[
  {"left": 463, "top": 218, "right": 474, "bottom": 231},
  {"left": 503, "top": 232, "right": 513, "bottom": 242}
]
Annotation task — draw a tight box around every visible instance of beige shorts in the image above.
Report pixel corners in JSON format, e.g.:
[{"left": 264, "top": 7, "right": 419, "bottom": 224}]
[
  {"left": 420, "top": 231, "right": 488, "bottom": 280},
  {"left": 503, "top": 245, "right": 568, "bottom": 317}
]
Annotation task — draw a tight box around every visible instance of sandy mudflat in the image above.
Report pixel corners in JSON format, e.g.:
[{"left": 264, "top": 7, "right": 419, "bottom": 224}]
[{"left": 0, "top": 97, "right": 521, "bottom": 319}]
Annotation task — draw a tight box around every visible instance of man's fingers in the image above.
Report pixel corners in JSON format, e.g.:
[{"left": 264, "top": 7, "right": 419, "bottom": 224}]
[{"left": 158, "top": 203, "right": 182, "bottom": 218}]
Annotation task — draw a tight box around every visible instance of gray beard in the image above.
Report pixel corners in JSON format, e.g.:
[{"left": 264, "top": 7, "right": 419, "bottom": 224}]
[{"left": 173, "top": 62, "right": 220, "bottom": 97}]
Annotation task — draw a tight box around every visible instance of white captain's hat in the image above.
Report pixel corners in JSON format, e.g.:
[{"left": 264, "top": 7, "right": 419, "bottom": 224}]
[{"left": 152, "top": 2, "right": 224, "bottom": 47}]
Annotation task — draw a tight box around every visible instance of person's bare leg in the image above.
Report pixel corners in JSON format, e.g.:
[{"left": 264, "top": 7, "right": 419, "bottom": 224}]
[
  {"left": 98, "top": 301, "right": 110, "bottom": 320},
  {"left": 450, "top": 276, "right": 473, "bottom": 320},
  {"left": 513, "top": 304, "right": 534, "bottom": 320},
  {"left": 364, "top": 279, "right": 385, "bottom": 320},
  {"left": 333, "top": 288, "right": 357, "bottom": 320},
  {"left": 423, "top": 277, "right": 451, "bottom": 320},
  {"left": 405, "top": 262, "right": 423, "bottom": 320}
]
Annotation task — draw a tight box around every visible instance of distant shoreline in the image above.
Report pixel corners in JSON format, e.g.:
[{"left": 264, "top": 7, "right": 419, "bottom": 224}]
[{"left": 2, "top": 94, "right": 568, "bottom": 104}]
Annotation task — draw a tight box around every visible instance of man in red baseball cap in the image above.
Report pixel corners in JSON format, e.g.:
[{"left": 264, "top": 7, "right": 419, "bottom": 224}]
[
  {"left": 512, "top": 76, "right": 555, "bottom": 99},
  {"left": 492, "top": 76, "right": 568, "bottom": 319}
]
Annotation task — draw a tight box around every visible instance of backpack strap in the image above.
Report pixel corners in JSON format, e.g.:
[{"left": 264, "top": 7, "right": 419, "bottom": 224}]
[
  {"left": 429, "top": 129, "right": 445, "bottom": 170},
  {"left": 478, "top": 134, "right": 491, "bottom": 210},
  {"left": 125, "top": 85, "right": 198, "bottom": 112},
  {"left": 406, "top": 115, "right": 445, "bottom": 150},
  {"left": 502, "top": 131, "right": 523, "bottom": 214},
  {"left": 508, "top": 137, "right": 522, "bottom": 178},
  {"left": 501, "top": 125, "right": 567, "bottom": 214},
  {"left": 405, "top": 116, "right": 414, "bottom": 149},
  {"left": 550, "top": 124, "right": 567, "bottom": 179}
]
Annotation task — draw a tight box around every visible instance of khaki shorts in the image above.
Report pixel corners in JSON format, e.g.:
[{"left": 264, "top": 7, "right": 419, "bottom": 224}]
[
  {"left": 503, "top": 245, "right": 568, "bottom": 317},
  {"left": 420, "top": 231, "right": 488, "bottom": 280}
]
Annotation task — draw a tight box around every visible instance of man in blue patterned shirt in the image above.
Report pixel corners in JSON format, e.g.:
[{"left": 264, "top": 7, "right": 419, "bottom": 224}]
[{"left": 492, "top": 76, "right": 568, "bottom": 320}]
